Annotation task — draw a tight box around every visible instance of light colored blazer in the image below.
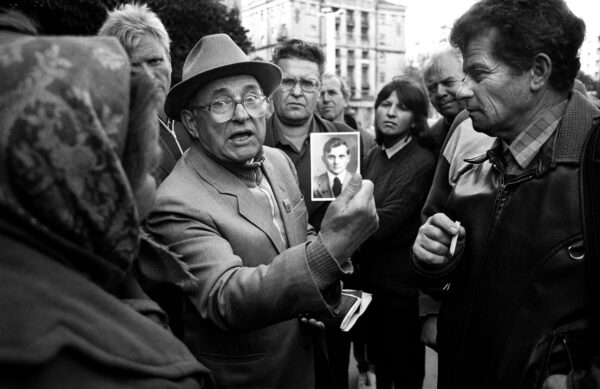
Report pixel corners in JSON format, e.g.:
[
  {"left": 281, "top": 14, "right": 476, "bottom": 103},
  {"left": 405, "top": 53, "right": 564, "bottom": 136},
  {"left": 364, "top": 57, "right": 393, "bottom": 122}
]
[
  {"left": 312, "top": 171, "right": 356, "bottom": 199},
  {"left": 147, "top": 144, "right": 338, "bottom": 389}
]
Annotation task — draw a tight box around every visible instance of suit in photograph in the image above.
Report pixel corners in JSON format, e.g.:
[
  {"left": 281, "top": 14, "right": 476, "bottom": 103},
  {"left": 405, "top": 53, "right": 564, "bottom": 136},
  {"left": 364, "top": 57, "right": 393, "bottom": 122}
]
[{"left": 312, "top": 171, "right": 357, "bottom": 199}]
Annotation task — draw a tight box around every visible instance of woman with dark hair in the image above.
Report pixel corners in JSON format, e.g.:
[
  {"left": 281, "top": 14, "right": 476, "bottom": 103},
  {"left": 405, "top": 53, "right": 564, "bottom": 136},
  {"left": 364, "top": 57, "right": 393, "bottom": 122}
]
[{"left": 354, "top": 77, "right": 436, "bottom": 389}]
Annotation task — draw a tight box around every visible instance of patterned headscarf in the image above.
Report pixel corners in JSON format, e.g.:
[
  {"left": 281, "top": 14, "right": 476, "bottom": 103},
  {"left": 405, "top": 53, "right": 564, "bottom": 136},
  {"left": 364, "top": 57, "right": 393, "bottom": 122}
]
[{"left": 0, "top": 33, "right": 139, "bottom": 292}]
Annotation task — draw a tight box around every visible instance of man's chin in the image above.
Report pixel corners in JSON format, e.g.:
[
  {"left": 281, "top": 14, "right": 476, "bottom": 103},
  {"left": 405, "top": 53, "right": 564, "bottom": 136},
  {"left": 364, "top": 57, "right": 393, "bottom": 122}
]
[
  {"left": 319, "top": 108, "right": 336, "bottom": 120},
  {"left": 279, "top": 113, "right": 312, "bottom": 127}
]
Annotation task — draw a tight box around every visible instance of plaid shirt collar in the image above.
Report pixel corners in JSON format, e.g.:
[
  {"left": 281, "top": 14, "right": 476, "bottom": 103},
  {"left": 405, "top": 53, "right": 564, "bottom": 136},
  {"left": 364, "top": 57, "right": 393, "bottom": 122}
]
[{"left": 503, "top": 99, "right": 568, "bottom": 169}]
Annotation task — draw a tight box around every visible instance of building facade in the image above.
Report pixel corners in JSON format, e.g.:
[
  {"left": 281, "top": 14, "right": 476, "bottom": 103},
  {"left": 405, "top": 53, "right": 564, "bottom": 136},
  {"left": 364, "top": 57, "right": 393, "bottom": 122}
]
[{"left": 240, "top": 0, "right": 407, "bottom": 130}]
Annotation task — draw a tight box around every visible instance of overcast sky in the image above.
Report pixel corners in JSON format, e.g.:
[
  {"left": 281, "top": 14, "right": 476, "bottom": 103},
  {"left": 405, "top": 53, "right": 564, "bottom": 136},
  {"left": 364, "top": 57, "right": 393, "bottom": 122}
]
[{"left": 393, "top": 0, "right": 600, "bottom": 66}]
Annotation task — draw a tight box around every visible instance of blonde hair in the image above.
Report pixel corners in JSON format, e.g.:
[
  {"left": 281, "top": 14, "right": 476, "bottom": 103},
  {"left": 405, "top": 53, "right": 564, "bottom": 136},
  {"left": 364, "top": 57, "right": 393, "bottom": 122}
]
[{"left": 98, "top": 3, "right": 170, "bottom": 56}]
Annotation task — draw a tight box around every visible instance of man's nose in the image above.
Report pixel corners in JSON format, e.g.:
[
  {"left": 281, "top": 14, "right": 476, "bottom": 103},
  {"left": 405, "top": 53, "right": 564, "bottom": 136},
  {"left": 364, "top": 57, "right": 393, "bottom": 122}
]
[
  {"left": 436, "top": 84, "right": 447, "bottom": 97},
  {"left": 140, "top": 62, "right": 153, "bottom": 78},
  {"left": 290, "top": 82, "right": 303, "bottom": 96},
  {"left": 231, "top": 101, "right": 249, "bottom": 122},
  {"left": 456, "top": 78, "right": 474, "bottom": 100}
]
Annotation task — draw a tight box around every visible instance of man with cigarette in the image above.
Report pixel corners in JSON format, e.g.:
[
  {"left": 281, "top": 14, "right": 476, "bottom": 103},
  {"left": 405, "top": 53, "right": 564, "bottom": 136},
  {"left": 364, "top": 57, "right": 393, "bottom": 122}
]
[{"left": 411, "top": 0, "right": 600, "bottom": 388}]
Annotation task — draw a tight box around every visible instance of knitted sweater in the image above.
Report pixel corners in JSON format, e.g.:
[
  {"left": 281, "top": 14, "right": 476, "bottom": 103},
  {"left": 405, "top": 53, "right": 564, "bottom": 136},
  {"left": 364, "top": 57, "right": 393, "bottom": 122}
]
[{"left": 355, "top": 140, "right": 435, "bottom": 304}]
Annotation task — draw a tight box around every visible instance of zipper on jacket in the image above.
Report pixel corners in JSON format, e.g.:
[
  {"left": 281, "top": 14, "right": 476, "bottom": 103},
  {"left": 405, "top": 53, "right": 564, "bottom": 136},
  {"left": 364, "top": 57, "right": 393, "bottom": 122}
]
[{"left": 455, "top": 155, "right": 535, "bottom": 380}]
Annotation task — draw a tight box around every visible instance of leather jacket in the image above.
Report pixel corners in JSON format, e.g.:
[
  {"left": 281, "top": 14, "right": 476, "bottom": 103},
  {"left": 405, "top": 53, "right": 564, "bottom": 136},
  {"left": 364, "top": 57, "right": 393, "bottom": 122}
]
[{"left": 414, "top": 92, "right": 600, "bottom": 389}]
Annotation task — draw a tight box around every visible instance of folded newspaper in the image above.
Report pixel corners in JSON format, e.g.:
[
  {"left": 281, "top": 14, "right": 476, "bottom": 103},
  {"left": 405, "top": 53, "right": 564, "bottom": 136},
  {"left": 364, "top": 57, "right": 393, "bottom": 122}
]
[{"left": 339, "top": 289, "right": 372, "bottom": 332}]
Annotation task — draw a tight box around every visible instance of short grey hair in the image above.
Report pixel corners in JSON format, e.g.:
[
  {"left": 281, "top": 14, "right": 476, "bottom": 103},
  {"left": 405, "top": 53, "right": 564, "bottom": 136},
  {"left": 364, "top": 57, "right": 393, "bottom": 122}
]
[
  {"left": 98, "top": 3, "right": 170, "bottom": 55},
  {"left": 423, "top": 48, "right": 463, "bottom": 80},
  {"left": 322, "top": 73, "right": 350, "bottom": 102}
]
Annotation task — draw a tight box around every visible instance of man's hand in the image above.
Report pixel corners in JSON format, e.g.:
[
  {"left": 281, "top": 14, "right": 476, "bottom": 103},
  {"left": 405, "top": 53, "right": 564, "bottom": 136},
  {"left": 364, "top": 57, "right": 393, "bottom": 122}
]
[
  {"left": 413, "top": 213, "right": 466, "bottom": 267},
  {"left": 421, "top": 314, "right": 438, "bottom": 349},
  {"left": 542, "top": 374, "right": 567, "bottom": 389},
  {"left": 299, "top": 315, "right": 326, "bottom": 330},
  {"left": 320, "top": 174, "right": 378, "bottom": 260}
]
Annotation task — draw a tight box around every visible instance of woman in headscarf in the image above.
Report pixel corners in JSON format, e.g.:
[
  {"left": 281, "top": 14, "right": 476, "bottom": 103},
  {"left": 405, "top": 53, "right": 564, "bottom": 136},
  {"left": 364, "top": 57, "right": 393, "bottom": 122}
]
[
  {"left": 0, "top": 16, "right": 213, "bottom": 388},
  {"left": 354, "top": 77, "right": 436, "bottom": 389}
]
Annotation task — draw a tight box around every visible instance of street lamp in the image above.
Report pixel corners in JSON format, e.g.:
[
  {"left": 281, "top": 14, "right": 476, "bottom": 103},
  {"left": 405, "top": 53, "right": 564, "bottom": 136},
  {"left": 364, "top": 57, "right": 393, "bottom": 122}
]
[{"left": 319, "top": 7, "right": 344, "bottom": 74}]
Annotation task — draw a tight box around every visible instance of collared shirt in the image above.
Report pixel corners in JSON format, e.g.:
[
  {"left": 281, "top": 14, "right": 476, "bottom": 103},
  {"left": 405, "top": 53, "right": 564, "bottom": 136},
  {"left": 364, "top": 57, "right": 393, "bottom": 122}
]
[
  {"left": 264, "top": 115, "right": 322, "bottom": 216},
  {"left": 255, "top": 177, "right": 288, "bottom": 246},
  {"left": 503, "top": 99, "right": 568, "bottom": 173},
  {"left": 382, "top": 136, "right": 412, "bottom": 159},
  {"left": 326, "top": 170, "right": 347, "bottom": 193}
]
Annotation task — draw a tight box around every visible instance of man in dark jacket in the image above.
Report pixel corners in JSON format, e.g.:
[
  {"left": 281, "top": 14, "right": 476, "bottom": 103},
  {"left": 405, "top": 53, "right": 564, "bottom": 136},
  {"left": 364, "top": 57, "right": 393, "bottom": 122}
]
[
  {"left": 263, "top": 39, "right": 369, "bottom": 389},
  {"left": 264, "top": 39, "right": 364, "bottom": 231},
  {"left": 411, "top": 1, "right": 600, "bottom": 388}
]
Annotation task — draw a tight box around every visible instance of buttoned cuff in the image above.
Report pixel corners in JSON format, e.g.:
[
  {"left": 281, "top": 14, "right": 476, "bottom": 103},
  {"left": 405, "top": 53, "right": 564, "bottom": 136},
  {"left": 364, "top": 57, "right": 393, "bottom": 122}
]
[{"left": 306, "top": 234, "right": 353, "bottom": 290}]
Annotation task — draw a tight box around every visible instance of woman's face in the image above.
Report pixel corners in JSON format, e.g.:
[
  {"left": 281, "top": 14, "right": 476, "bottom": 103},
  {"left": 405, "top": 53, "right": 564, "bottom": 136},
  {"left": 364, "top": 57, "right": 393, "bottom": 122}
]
[{"left": 376, "top": 91, "right": 414, "bottom": 139}]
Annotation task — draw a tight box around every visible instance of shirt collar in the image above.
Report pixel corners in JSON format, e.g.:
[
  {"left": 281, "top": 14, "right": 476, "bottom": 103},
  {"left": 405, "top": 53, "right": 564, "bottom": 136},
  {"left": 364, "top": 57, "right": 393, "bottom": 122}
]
[
  {"left": 382, "top": 136, "right": 412, "bottom": 159},
  {"left": 504, "top": 99, "right": 568, "bottom": 169},
  {"left": 272, "top": 115, "right": 318, "bottom": 153}
]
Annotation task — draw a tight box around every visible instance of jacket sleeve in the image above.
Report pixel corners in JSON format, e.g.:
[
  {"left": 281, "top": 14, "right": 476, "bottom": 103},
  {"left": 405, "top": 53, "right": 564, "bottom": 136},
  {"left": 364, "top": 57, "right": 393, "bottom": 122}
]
[
  {"left": 413, "top": 112, "right": 473, "bottom": 296},
  {"left": 147, "top": 199, "right": 347, "bottom": 332}
]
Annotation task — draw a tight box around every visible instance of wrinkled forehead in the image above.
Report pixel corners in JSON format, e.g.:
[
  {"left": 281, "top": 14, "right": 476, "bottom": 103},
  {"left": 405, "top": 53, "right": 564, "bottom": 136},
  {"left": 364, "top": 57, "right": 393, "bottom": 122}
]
[
  {"left": 322, "top": 76, "right": 343, "bottom": 91},
  {"left": 191, "top": 74, "right": 261, "bottom": 103},
  {"left": 425, "top": 53, "right": 464, "bottom": 82},
  {"left": 277, "top": 57, "right": 320, "bottom": 79}
]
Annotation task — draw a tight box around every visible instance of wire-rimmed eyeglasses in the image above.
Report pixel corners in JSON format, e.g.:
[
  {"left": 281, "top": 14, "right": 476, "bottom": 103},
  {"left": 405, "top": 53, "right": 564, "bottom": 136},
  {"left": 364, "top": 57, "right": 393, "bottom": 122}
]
[
  {"left": 279, "top": 77, "right": 320, "bottom": 93},
  {"left": 189, "top": 93, "right": 269, "bottom": 123}
]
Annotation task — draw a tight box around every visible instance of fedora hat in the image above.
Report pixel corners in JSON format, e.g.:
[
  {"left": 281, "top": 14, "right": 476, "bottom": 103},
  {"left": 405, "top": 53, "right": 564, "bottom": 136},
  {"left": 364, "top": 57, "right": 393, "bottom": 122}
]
[{"left": 165, "top": 34, "right": 282, "bottom": 120}]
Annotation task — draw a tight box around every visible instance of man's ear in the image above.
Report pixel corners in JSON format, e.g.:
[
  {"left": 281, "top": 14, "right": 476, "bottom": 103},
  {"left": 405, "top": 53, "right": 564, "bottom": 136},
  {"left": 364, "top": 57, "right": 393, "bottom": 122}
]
[
  {"left": 181, "top": 110, "right": 200, "bottom": 139},
  {"left": 530, "top": 53, "right": 552, "bottom": 92}
]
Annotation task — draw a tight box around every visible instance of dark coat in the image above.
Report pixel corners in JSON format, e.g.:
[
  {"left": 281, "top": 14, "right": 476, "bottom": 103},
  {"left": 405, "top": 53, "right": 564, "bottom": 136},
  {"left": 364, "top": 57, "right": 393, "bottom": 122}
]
[
  {"left": 414, "top": 92, "right": 600, "bottom": 388},
  {"left": 0, "top": 224, "right": 213, "bottom": 389}
]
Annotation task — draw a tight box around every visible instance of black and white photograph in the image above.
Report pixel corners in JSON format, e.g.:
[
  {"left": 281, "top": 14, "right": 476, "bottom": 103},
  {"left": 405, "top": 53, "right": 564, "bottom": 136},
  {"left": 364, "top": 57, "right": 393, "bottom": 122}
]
[
  {"left": 310, "top": 132, "right": 361, "bottom": 201},
  {"left": 1, "top": 0, "right": 599, "bottom": 388}
]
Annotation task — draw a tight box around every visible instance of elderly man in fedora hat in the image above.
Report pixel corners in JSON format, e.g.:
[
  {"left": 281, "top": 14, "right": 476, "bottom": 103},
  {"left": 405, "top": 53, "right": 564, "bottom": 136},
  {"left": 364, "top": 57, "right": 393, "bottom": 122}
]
[{"left": 146, "top": 34, "right": 378, "bottom": 389}]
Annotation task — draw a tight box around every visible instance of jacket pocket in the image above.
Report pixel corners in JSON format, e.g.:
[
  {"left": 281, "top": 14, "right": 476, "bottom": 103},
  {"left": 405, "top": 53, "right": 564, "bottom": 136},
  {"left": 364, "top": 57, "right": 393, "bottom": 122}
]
[
  {"left": 527, "top": 321, "right": 592, "bottom": 389},
  {"left": 291, "top": 195, "right": 307, "bottom": 220},
  {"left": 195, "top": 351, "right": 268, "bottom": 387}
]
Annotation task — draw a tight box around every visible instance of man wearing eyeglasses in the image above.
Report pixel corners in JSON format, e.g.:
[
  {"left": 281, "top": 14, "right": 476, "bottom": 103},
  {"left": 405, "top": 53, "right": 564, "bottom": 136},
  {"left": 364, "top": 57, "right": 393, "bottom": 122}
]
[
  {"left": 264, "top": 38, "right": 375, "bottom": 389},
  {"left": 264, "top": 39, "right": 357, "bottom": 231},
  {"left": 146, "top": 34, "right": 378, "bottom": 389}
]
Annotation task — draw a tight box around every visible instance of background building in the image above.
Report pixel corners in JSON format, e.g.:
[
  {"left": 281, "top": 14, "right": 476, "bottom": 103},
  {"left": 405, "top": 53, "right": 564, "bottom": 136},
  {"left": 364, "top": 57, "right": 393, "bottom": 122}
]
[{"left": 240, "top": 0, "right": 407, "bottom": 130}]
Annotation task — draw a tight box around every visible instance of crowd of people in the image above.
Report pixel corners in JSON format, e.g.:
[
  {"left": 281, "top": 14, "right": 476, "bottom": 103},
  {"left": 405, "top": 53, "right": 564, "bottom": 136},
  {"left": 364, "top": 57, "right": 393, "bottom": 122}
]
[{"left": 1, "top": 0, "right": 599, "bottom": 388}]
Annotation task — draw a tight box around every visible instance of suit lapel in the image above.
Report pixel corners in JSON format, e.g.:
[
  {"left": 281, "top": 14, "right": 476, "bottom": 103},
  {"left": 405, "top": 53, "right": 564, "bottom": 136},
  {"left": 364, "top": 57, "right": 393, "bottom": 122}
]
[
  {"left": 317, "top": 174, "right": 333, "bottom": 198},
  {"left": 262, "top": 157, "right": 299, "bottom": 250},
  {"left": 187, "top": 145, "right": 287, "bottom": 253}
]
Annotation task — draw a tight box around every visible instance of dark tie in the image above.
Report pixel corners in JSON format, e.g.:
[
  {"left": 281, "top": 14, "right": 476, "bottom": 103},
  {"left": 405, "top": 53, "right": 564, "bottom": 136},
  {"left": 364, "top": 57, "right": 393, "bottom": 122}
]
[{"left": 332, "top": 177, "right": 342, "bottom": 197}]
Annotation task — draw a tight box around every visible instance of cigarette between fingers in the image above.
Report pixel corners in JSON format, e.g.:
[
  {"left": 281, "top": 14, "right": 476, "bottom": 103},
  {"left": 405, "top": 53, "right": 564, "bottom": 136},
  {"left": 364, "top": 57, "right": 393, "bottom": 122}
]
[{"left": 449, "top": 221, "right": 461, "bottom": 257}]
